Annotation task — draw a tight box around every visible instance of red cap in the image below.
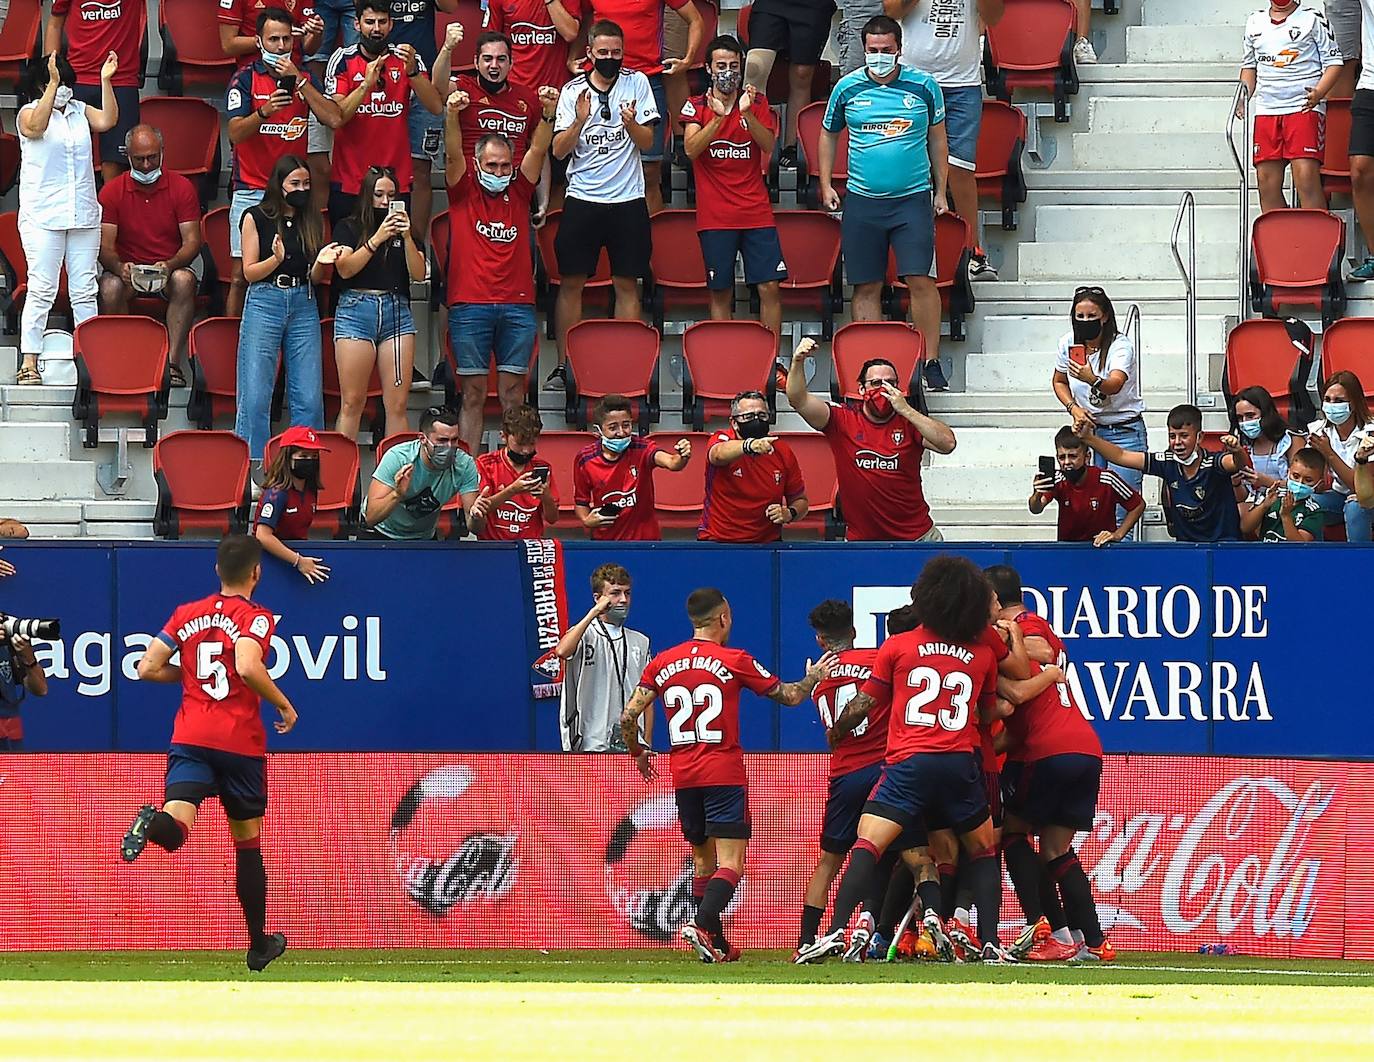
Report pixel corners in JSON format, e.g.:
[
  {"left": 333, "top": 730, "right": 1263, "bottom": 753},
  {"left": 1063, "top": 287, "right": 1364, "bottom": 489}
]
[{"left": 276, "top": 426, "right": 329, "bottom": 451}]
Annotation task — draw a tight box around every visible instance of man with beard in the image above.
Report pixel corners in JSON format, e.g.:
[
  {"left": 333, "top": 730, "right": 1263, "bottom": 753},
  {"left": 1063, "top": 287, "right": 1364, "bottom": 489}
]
[
  {"left": 699, "top": 390, "right": 809, "bottom": 543},
  {"left": 785, "top": 335, "right": 956, "bottom": 541}
]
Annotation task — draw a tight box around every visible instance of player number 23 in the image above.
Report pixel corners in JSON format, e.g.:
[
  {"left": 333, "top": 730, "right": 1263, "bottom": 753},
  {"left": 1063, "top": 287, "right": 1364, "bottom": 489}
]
[
  {"left": 902, "top": 667, "right": 972, "bottom": 730},
  {"left": 197, "top": 643, "right": 231, "bottom": 702},
  {"left": 664, "top": 685, "right": 724, "bottom": 746}
]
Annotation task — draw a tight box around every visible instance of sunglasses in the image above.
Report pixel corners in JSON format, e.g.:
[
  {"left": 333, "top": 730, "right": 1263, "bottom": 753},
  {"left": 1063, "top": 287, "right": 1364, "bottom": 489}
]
[
  {"left": 1073, "top": 285, "right": 1106, "bottom": 299},
  {"left": 367, "top": 165, "right": 397, "bottom": 177},
  {"left": 597, "top": 91, "right": 611, "bottom": 121}
]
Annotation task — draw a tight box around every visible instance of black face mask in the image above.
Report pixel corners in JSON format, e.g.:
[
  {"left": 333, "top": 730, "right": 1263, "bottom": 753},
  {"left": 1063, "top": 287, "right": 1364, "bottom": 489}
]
[
  {"left": 359, "top": 35, "right": 388, "bottom": 58},
  {"left": 593, "top": 56, "right": 622, "bottom": 81},
  {"left": 292, "top": 458, "right": 320, "bottom": 483},
  {"left": 284, "top": 188, "right": 310, "bottom": 210},
  {"left": 1063, "top": 464, "right": 1088, "bottom": 483},
  {"left": 507, "top": 448, "right": 536, "bottom": 466},
  {"left": 1072, "top": 317, "right": 1103, "bottom": 344},
  {"left": 478, "top": 74, "right": 506, "bottom": 94},
  {"left": 735, "top": 417, "right": 769, "bottom": 440}
]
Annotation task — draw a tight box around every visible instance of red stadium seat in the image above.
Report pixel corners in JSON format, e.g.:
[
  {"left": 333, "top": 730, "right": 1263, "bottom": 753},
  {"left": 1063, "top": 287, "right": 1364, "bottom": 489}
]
[
  {"left": 434, "top": 0, "right": 486, "bottom": 73},
  {"left": 158, "top": 0, "right": 237, "bottom": 92},
  {"left": 374, "top": 430, "right": 469, "bottom": 538},
  {"left": 0, "top": 132, "right": 19, "bottom": 196},
  {"left": 186, "top": 317, "right": 241, "bottom": 429},
  {"left": 796, "top": 102, "right": 848, "bottom": 209},
  {"left": 1321, "top": 97, "right": 1353, "bottom": 197},
  {"left": 534, "top": 430, "right": 596, "bottom": 516},
  {"left": 564, "top": 319, "right": 661, "bottom": 431},
  {"left": 263, "top": 430, "right": 363, "bottom": 538},
  {"left": 649, "top": 210, "right": 710, "bottom": 331},
  {"left": 649, "top": 431, "right": 710, "bottom": 529},
  {"left": 772, "top": 210, "right": 842, "bottom": 338},
  {"left": 776, "top": 431, "right": 841, "bottom": 538},
  {"left": 0, "top": 0, "right": 41, "bottom": 92},
  {"left": 883, "top": 212, "right": 976, "bottom": 341},
  {"left": 1224, "top": 317, "right": 1317, "bottom": 427},
  {"left": 0, "top": 210, "right": 73, "bottom": 330},
  {"left": 535, "top": 209, "right": 614, "bottom": 338},
  {"left": 1318, "top": 318, "right": 1374, "bottom": 399},
  {"left": 681, "top": 320, "right": 777, "bottom": 430},
  {"left": 1249, "top": 209, "right": 1346, "bottom": 326},
  {"left": 201, "top": 206, "right": 233, "bottom": 312},
  {"left": 152, "top": 431, "right": 252, "bottom": 539},
  {"left": 983, "top": 0, "right": 1079, "bottom": 122},
  {"left": 139, "top": 97, "right": 222, "bottom": 205},
  {"left": 320, "top": 319, "right": 386, "bottom": 446},
  {"left": 71, "top": 316, "right": 171, "bottom": 447},
  {"left": 975, "top": 99, "right": 1028, "bottom": 230},
  {"left": 829, "top": 321, "right": 924, "bottom": 403}
]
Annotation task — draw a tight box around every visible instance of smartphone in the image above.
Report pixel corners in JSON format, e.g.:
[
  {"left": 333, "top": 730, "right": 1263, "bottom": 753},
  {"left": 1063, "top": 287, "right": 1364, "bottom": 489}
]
[
  {"left": 1068, "top": 344, "right": 1088, "bottom": 367},
  {"left": 388, "top": 201, "right": 407, "bottom": 217},
  {"left": 276, "top": 74, "right": 297, "bottom": 94},
  {"left": 1038, "top": 456, "right": 1057, "bottom": 479},
  {"left": 598, "top": 504, "right": 619, "bottom": 519},
  {"left": 530, "top": 466, "right": 551, "bottom": 484}
]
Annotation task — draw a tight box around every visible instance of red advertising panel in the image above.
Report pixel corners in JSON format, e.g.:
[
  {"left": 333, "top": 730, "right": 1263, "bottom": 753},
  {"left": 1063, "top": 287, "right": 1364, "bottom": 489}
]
[{"left": 0, "top": 754, "right": 1369, "bottom": 957}]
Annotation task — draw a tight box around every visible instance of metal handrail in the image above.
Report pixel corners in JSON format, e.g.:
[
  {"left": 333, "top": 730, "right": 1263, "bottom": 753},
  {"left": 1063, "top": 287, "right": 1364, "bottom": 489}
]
[
  {"left": 1224, "top": 81, "right": 1252, "bottom": 323},
  {"left": 1123, "top": 302, "right": 1142, "bottom": 394},
  {"left": 1170, "top": 191, "right": 1198, "bottom": 406}
]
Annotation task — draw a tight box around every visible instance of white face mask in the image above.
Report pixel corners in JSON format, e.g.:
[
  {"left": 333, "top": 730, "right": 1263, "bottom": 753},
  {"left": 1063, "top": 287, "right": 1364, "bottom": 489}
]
[
  {"left": 53, "top": 85, "right": 73, "bottom": 108},
  {"left": 130, "top": 166, "right": 162, "bottom": 185}
]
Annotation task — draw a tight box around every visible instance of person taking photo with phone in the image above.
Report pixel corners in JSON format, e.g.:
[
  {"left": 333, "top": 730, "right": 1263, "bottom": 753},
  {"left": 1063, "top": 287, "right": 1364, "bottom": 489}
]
[
  {"left": 470, "top": 404, "right": 561, "bottom": 540},
  {"left": 1029, "top": 426, "right": 1144, "bottom": 546}
]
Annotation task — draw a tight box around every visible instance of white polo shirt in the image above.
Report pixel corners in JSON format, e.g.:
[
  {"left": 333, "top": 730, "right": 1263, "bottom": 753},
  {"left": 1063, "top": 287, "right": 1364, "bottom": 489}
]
[{"left": 555, "top": 69, "right": 660, "bottom": 204}]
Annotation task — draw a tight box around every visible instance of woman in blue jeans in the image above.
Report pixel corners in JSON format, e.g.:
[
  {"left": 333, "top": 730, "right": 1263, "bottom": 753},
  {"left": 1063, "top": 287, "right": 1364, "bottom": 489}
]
[
  {"left": 330, "top": 166, "right": 426, "bottom": 440},
  {"left": 235, "top": 155, "right": 343, "bottom": 474}
]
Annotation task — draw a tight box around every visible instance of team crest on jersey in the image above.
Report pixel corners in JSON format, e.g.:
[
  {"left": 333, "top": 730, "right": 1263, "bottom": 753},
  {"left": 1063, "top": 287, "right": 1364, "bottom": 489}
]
[
  {"left": 1090, "top": 498, "right": 1100, "bottom": 510},
  {"left": 630, "top": 467, "right": 638, "bottom": 478},
  {"left": 390, "top": 67, "right": 401, "bottom": 82},
  {"left": 892, "top": 431, "right": 904, "bottom": 444}
]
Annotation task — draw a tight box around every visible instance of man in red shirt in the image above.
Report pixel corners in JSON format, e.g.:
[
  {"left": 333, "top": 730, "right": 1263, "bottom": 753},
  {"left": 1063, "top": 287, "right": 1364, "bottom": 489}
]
[
  {"left": 681, "top": 35, "right": 788, "bottom": 337},
  {"left": 621, "top": 586, "right": 835, "bottom": 962},
  {"left": 326, "top": 0, "right": 443, "bottom": 223},
  {"left": 121, "top": 535, "right": 298, "bottom": 972},
  {"left": 699, "top": 390, "right": 808, "bottom": 542},
  {"left": 220, "top": 0, "right": 323, "bottom": 68},
  {"left": 786, "top": 336, "right": 957, "bottom": 542},
  {"left": 573, "top": 394, "right": 692, "bottom": 540},
  {"left": 486, "top": 0, "right": 582, "bottom": 94},
  {"left": 47, "top": 0, "right": 146, "bottom": 180},
  {"left": 97, "top": 125, "right": 204, "bottom": 383},
  {"left": 444, "top": 79, "right": 557, "bottom": 453},
  {"left": 470, "top": 404, "right": 561, "bottom": 539},
  {"left": 434, "top": 29, "right": 540, "bottom": 166},
  {"left": 1029, "top": 426, "right": 1146, "bottom": 545}
]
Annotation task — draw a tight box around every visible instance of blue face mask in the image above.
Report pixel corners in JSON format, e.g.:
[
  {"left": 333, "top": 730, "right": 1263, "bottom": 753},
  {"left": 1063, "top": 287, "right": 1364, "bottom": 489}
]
[
  {"left": 1323, "top": 401, "right": 1352, "bottom": 426},
  {"left": 602, "top": 434, "right": 632, "bottom": 455},
  {"left": 864, "top": 51, "right": 897, "bottom": 76},
  {"left": 476, "top": 166, "right": 512, "bottom": 195},
  {"left": 1286, "top": 480, "right": 1315, "bottom": 502},
  {"left": 1238, "top": 419, "right": 1263, "bottom": 440}
]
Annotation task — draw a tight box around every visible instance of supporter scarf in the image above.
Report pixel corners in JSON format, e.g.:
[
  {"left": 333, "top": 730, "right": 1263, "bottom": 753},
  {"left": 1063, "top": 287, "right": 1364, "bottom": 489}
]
[{"left": 522, "top": 538, "right": 570, "bottom": 699}]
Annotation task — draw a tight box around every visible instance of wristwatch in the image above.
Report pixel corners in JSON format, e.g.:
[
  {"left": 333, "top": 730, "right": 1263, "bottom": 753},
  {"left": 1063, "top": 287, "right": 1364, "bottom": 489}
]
[{"left": 785, "top": 505, "right": 798, "bottom": 523}]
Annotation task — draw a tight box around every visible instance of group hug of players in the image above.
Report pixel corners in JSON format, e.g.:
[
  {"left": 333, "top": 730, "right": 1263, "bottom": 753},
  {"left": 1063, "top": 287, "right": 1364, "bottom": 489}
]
[{"left": 621, "top": 555, "right": 1113, "bottom": 965}]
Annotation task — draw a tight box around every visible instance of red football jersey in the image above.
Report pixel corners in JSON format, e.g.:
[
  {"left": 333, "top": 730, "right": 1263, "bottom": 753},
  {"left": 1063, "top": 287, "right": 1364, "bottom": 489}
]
[
  {"left": 863, "top": 624, "right": 1001, "bottom": 761},
  {"left": 52, "top": 0, "right": 146, "bottom": 87},
  {"left": 327, "top": 45, "right": 426, "bottom": 193},
  {"left": 227, "top": 64, "right": 319, "bottom": 191},
  {"left": 698, "top": 430, "right": 805, "bottom": 544},
  {"left": 1003, "top": 662, "right": 1104, "bottom": 763},
  {"left": 220, "top": 0, "right": 315, "bottom": 68},
  {"left": 639, "top": 638, "right": 781, "bottom": 788},
  {"left": 590, "top": 0, "right": 691, "bottom": 76},
  {"left": 157, "top": 593, "right": 277, "bottom": 757},
  {"left": 486, "top": 0, "right": 584, "bottom": 93},
  {"left": 572, "top": 438, "right": 665, "bottom": 541},
  {"left": 821, "top": 403, "right": 933, "bottom": 541},
  {"left": 1015, "top": 608, "right": 1065, "bottom": 662},
  {"left": 453, "top": 75, "right": 539, "bottom": 167},
  {"left": 474, "top": 450, "right": 558, "bottom": 539},
  {"left": 1048, "top": 466, "right": 1143, "bottom": 542},
  {"left": 814, "top": 647, "right": 886, "bottom": 777},
  {"left": 974, "top": 625, "right": 1012, "bottom": 772},
  {"left": 679, "top": 93, "right": 777, "bottom": 232},
  {"left": 446, "top": 169, "right": 537, "bottom": 305}
]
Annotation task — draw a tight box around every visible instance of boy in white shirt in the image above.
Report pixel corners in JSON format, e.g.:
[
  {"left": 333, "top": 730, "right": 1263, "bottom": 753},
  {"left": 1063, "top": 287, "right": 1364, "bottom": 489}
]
[{"left": 1239, "top": 0, "right": 1343, "bottom": 213}]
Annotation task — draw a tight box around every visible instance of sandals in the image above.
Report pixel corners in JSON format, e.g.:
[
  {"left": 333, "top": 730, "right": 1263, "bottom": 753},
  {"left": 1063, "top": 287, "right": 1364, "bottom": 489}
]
[
  {"left": 169, "top": 364, "right": 188, "bottom": 388},
  {"left": 14, "top": 366, "right": 41, "bottom": 386}
]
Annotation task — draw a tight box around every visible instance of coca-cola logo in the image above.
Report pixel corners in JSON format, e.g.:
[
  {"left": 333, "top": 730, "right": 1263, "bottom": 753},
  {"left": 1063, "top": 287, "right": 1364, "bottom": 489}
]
[
  {"left": 1087, "top": 776, "right": 1333, "bottom": 941},
  {"left": 397, "top": 832, "right": 518, "bottom": 915}
]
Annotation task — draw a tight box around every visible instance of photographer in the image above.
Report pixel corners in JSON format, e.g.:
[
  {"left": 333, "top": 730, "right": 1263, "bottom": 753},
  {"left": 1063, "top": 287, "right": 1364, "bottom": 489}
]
[{"left": 0, "top": 627, "right": 49, "bottom": 751}]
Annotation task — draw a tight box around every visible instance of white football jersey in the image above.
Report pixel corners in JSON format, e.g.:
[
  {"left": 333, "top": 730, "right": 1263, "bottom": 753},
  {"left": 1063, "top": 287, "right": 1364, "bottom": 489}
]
[{"left": 1242, "top": 5, "right": 1343, "bottom": 115}]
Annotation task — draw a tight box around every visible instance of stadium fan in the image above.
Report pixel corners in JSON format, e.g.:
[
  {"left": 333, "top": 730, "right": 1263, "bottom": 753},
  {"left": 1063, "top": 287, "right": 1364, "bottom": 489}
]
[
  {"left": 252, "top": 426, "right": 334, "bottom": 582},
  {"left": 46, "top": 0, "right": 145, "bottom": 181},
  {"left": 547, "top": 20, "right": 659, "bottom": 390},
  {"left": 573, "top": 394, "right": 693, "bottom": 541},
  {"left": 486, "top": 0, "right": 582, "bottom": 97},
  {"left": 819, "top": 16, "right": 950, "bottom": 391},
  {"left": 620, "top": 587, "right": 836, "bottom": 962},
  {"left": 0, "top": 618, "right": 49, "bottom": 752},
  {"left": 1070, "top": 0, "right": 1097, "bottom": 64},
  {"left": 308, "top": 0, "right": 361, "bottom": 67},
  {"left": 226, "top": 8, "right": 344, "bottom": 317},
  {"left": 1028, "top": 426, "right": 1145, "bottom": 546},
  {"left": 97, "top": 125, "right": 204, "bottom": 388},
  {"left": 221, "top": 0, "right": 323, "bottom": 69},
  {"left": 1325, "top": 0, "right": 1360, "bottom": 98},
  {"left": 123, "top": 535, "right": 297, "bottom": 973},
  {"left": 1354, "top": 433, "right": 1374, "bottom": 506},
  {"left": 743, "top": 0, "right": 835, "bottom": 166},
  {"left": 1231, "top": 385, "right": 1304, "bottom": 505},
  {"left": 433, "top": 29, "right": 540, "bottom": 168},
  {"left": 1052, "top": 286, "right": 1146, "bottom": 512},
  {"left": 786, "top": 336, "right": 955, "bottom": 542},
  {"left": 330, "top": 166, "right": 427, "bottom": 441},
  {"left": 1240, "top": 446, "right": 1332, "bottom": 542},
  {"left": 14, "top": 51, "right": 119, "bottom": 387},
  {"left": 699, "top": 390, "right": 809, "bottom": 543},
  {"left": 363, "top": 405, "right": 480, "bottom": 540},
  {"left": 1238, "top": 0, "right": 1342, "bottom": 213},
  {"left": 681, "top": 35, "right": 788, "bottom": 339},
  {"left": 1309, "top": 370, "right": 1374, "bottom": 539},
  {"left": 470, "top": 405, "right": 562, "bottom": 541},
  {"left": 235, "top": 155, "right": 344, "bottom": 469}
]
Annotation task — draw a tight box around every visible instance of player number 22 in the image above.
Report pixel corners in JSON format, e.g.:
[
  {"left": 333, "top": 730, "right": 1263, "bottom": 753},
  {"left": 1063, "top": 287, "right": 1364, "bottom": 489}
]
[
  {"left": 664, "top": 685, "right": 724, "bottom": 746},
  {"left": 903, "top": 667, "right": 973, "bottom": 730},
  {"left": 197, "top": 642, "right": 231, "bottom": 702}
]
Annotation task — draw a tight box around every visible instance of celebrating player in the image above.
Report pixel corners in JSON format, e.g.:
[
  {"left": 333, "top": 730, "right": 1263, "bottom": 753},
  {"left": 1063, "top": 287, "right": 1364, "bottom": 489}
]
[
  {"left": 621, "top": 587, "right": 835, "bottom": 963},
  {"left": 120, "top": 535, "right": 298, "bottom": 972}
]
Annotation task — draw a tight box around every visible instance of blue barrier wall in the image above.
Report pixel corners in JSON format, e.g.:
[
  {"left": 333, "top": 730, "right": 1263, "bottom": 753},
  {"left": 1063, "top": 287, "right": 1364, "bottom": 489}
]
[{"left": 0, "top": 541, "right": 1360, "bottom": 758}]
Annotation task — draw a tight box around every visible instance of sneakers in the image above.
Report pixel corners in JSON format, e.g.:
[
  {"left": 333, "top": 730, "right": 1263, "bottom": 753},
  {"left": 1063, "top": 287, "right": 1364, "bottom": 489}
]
[
  {"left": 681, "top": 921, "right": 727, "bottom": 963},
  {"left": 542, "top": 364, "right": 567, "bottom": 391},
  {"left": 1026, "top": 936, "right": 1080, "bottom": 962},
  {"left": 793, "top": 927, "right": 846, "bottom": 964},
  {"left": 866, "top": 930, "right": 890, "bottom": 961},
  {"left": 1073, "top": 36, "right": 1098, "bottom": 64},
  {"left": 1350, "top": 257, "right": 1374, "bottom": 282},
  {"left": 1011, "top": 916, "right": 1052, "bottom": 959},
  {"left": 1071, "top": 938, "right": 1118, "bottom": 963},
  {"left": 968, "top": 250, "right": 999, "bottom": 282},
  {"left": 922, "top": 911, "right": 955, "bottom": 963},
  {"left": 121, "top": 805, "right": 157, "bottom": 863},
  {"left": 947, "top": 914, "right": 981, "bottom": 961},
  {"left": 778, "top": 144, "right": 799, "bottom": 170},
  {"left": 842, "top": 912, "right": 874, "bottom": 962},
  {"left": 979, "top": 941, "right": 1018, "bottom": 964},
  {"left": 247, "top": 932, "right": 288, "bottom": 972},
  {"left": 923, "top": 359, "right": 950, "bottom": 393}
]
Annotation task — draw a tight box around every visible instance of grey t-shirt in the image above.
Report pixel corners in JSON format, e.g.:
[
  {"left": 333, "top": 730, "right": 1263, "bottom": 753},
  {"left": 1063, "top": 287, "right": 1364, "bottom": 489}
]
[{"left": 560, "top": 620, "right": 651, "bottom": 753}]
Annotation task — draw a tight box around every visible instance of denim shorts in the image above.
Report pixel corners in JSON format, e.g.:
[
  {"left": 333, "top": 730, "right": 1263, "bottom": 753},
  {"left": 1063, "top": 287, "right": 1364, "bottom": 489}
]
[
  {"left": 643, "top": 72, "right": 669, "bottom": 163},
  {"left": 409, "top": 104, "right": 444, "bottom": 162},
  {"left": 229, "top": 187, "right": 267, "bottom": 258},
  {"left": 942, "top": 85, "right": 984, "bottom": 171},
  {"left": 334, "top": 289, "right": 417, "bottom": 344},
  {"left": 449, "top": 302, "right": 537, "bottom": 375},
  {"left": 306, "top": 0, "right": 359, "bottom": 63},
  {"left": 841, "top": 190, "right": 936, "bottom": 286}
]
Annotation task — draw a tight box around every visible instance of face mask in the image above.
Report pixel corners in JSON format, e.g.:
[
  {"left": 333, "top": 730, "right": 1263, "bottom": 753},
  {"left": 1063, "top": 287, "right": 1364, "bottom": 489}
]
[
  {"left": 864, "top": 52, "right": 897, "bottom": 76},
  {"left": 1063, "top": 464, "right": 1087, "bottom": 483},
  {"left": 130, "top": 166, "right": 162, "bottom": 185},
  {"left": 478, "top": 74, "right": 506, "bottom": 94},
  {"left": 359, "top": 36, "right": 388, "bottom": 58},
  {"left": 427, "top": 442, "right": 458, "bottom": 470},
  {"left": 53, "top": 85, "right": 73, "bottom": 108},
  {"left": 506, "top": 448, "right": 536, "bottom": 466},
  {"left": 1175, "top": 446, "right": 1198, "bottom": 465},
  {"left": 593, "top": 56, "right": 622, "bottom": 81},
  {"left": 863, "top": 386, "right": 893, "bottom": 418},
  {"left": 1238, "top": 419, "right": 1263, "bottom": 440},
  {"left": 476, "top": 166, "right": 513, "bottom": 195},
  {"left": 260, "top": 47, "right": 286, "bottom": 69},
  {"left": 602, "top": 433, "right": 632, "bottom": 455},
  {"left": 605, "top": 604, "right": 630, "bottom": 626},
  {"left": 292, "top": 458, "right": 319, "bottom": 481},
  {"left": 712, "top": 69, "right": 739, "bottom": 96},
  {"left": 284, "top": 188, "right": 310, "bottom": 209},
  {"left": 1072, "top": 317, "right": 1103, "bottom": 344},
  {"left": 734, "top": 416, "right": 769, "bottom": 440},
  {"left": 1286, "top": 479, "right": 1315, "bottom": 502},
  {"left": 1323, "top": 401, "right": 1352, "bottom": 426}
]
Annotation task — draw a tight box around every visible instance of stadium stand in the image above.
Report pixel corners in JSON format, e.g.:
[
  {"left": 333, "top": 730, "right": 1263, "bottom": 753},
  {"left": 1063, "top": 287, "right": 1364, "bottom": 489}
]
[
  {"left": 152, "top": 429, "right": 252, "bottom": 539},
  {"left": 563, "top": 319, "right": 662, "bottom": 433},
  {"left": 263, "top": 430, "right": 363, "bottom": 539},
  {"left": 680, "top": 319, "right": 778, "bottom": 430}
]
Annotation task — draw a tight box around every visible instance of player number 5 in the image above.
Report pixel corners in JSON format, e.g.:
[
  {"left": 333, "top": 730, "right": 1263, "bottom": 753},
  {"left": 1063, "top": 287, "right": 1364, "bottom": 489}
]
[
  {"left": 664, "top": 685, "right": 724, "bottom": 746},
  {"left": 902, "top": 666, "right": 973, "bottom": 731},
  {"left": 197, "top": 642, "right": 230, "bottom": 701}
]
